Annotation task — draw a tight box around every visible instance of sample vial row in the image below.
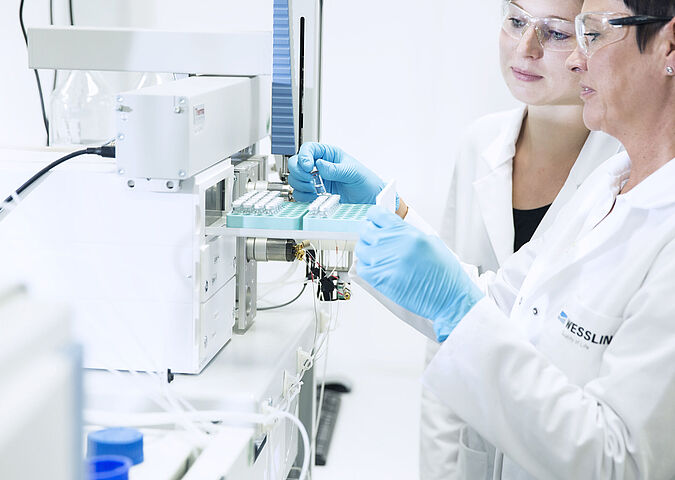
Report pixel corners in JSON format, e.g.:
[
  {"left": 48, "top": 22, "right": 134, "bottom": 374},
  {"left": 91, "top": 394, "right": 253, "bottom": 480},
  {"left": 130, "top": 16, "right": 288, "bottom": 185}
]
[
  {"left": 308, "top": 194, "right": 341, "bottom": 217},
  {"left": 232, "top": 190, "right": 285, "bottom": 216}
]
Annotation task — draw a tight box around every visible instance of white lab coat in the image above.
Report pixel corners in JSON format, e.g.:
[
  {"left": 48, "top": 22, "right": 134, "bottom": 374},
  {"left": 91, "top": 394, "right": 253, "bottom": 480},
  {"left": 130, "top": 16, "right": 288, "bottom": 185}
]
[
  {"left": 423, "top": 151, "right": 675, "bottom": 479},
  {"left": 418, "top": 106, "right": 623, "bottom": 480}
]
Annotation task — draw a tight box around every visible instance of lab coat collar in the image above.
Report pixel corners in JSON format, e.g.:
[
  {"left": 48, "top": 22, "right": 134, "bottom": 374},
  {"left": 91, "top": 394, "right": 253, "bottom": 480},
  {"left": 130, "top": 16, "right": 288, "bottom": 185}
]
[
  {"left": 480, "top": 105, "right": 527, "bottom": 171},
  {"left": 519, "top": 153, "right": 633, "bottom": 299},
  {"left": 565, "top": 131, "right": 621, "bottom": 189},
  {"left": 473, "top": 107, "right": 527, "bottom": 266},
  {"left": 620, "top": 156, "right": 675, "bottom": 209},
  {"left": 535, "top": 131, "right": 622, "bottom": 235}
]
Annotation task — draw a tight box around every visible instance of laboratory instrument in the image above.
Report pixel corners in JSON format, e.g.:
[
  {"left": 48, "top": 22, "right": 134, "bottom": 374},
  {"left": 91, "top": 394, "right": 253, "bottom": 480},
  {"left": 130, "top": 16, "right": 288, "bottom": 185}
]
[
  {"left": 1, "top": 2, "right": 364, "bottom": 477},
  {"left": 14, "top": 2, "right": 326, "bottom": 371}
]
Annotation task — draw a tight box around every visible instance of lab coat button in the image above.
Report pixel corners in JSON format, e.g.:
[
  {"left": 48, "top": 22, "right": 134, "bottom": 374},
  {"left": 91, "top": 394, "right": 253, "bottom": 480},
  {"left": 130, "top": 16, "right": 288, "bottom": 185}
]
[{"left": 532, "top": 307, "right": 539, "bottom": 315}]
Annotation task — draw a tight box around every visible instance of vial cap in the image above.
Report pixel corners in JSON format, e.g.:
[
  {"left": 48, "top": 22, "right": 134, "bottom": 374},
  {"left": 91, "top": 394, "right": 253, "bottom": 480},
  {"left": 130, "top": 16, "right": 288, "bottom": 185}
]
[
  {"left": 87, "top": 427, "right": 144, "bottom": 465},
  {"left": 87, "top": 455, "right": 132, "bottom": 480}
]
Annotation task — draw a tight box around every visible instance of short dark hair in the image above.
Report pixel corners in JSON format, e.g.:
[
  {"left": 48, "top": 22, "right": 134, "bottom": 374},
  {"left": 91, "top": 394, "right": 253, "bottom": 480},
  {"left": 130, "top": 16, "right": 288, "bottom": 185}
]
[{"left": 621, "top": 0, "right": 675, "bottom": 51}]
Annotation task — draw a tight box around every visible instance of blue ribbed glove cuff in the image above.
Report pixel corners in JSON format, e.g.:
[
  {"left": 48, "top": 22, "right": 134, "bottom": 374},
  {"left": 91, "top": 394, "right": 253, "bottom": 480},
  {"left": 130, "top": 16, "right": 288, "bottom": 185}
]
[{"left": 433, "top": 287, "right": 484, "bottom": 342}]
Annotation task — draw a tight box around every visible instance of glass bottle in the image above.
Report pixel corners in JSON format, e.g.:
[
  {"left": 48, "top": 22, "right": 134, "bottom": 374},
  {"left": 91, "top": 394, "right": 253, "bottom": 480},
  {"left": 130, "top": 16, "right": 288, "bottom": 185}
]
[
  {"left": 135, "top": 72, "right": 172, "bottom": 90},
  {"left": 49, "top": 71, "right": 114, "bottom": 146}
]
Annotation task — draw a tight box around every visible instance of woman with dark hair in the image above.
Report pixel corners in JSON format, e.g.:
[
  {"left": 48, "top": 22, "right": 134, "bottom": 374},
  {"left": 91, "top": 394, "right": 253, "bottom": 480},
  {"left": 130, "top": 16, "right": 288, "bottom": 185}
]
[{"left": 355, "top": 0, "right": 675, "bottom": 477}]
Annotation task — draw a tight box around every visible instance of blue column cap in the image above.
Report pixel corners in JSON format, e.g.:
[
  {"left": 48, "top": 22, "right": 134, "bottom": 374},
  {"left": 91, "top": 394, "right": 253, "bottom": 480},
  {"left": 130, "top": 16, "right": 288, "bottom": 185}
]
[{"left": 87, "top": 427, "right": 144, "bottom": 465}]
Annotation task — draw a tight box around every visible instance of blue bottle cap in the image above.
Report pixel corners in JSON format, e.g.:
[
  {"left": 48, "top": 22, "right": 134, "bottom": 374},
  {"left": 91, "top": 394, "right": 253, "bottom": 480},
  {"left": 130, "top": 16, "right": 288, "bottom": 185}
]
[
  {"left": 87, "top": 427, "right": 144, "bottom": 465},
  {"left": 87, "top": 455, "right": 132, "bottom": 480}
]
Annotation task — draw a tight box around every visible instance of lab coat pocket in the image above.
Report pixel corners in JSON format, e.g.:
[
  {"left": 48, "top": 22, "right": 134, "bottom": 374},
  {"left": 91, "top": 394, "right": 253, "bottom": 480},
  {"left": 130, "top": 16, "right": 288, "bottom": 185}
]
[
  {"left": 547, "top": 298, "right": 622, "bottom": 384},
  {"left": 456, "top": 425, "right": 490, "bottom": 480}
]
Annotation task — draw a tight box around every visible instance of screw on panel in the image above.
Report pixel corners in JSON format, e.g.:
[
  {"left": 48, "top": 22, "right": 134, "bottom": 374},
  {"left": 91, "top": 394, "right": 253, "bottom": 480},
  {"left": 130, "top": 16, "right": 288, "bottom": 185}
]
[
  {"left": 116, "top": 95, "right": 124, "bottom": 103},
  {"left": 174, "top": 106, "right": 183, "bottom": 114},
  {"left": 118, "top": 169, "right": 125, "bottom": 176},
  {"left": 203, "top": 336, "right": 208, "bottom": 349},
  {"left": 205, "top": 280, "right": 209, "bottom": 292},
  {"left": 117, "top": 133, "right": 125, "bottom": 141},
  {"left": 166, "top": 181, "right": 175, "bottom": 190},
  {"left": 127, "top": 180, "right": 135, "bottom": 188},
  {"left": 178, "top": 170, "right": 187, "bottom": 178}
]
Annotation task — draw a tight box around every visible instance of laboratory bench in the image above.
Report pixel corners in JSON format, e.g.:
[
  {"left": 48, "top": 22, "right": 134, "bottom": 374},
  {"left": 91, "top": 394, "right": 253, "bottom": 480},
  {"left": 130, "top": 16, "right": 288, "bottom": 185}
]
[{"left": 83, "top": 302, "right": 317, "bottom": 480}]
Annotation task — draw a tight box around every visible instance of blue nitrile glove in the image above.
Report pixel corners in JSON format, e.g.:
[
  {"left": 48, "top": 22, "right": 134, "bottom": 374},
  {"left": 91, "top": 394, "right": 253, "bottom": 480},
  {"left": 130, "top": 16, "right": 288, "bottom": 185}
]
[
  {"left": 288, "top": 142, "right": 385, "bottom": 203},
  {"left": 355, "top": 206, "right": 484, "bottom": 342}
]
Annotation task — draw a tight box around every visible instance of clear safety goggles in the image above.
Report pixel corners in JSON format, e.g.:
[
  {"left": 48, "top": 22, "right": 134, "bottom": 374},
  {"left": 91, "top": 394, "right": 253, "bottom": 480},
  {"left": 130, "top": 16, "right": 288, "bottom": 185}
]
[
  {"left": 501, "top": 1, "right": 577, "bottom": 52},
  {"left": 575, "top": 12, "right": 673, "bottom": 57}
]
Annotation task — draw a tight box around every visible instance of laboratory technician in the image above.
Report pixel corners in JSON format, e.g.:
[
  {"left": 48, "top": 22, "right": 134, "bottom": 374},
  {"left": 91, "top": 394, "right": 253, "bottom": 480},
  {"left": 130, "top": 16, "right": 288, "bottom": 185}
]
[
  {"left": 288, "top": 0, "right": 623, "bottom": 476},
  {"left": 424, "top": 0, "right": 624, "bottom": 477},
  {"left": 355, "top": 0, "right": 675, "bottom": 478}
]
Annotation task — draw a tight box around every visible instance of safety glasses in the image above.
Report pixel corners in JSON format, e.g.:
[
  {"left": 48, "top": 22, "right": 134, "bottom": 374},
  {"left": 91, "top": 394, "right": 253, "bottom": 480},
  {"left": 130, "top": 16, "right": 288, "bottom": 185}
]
[
  {"left": 575, "top": 12, "right": 673, "bottom": 57},
  {"left": 501, "top": 1, "right": 577, "bottom": 52}
]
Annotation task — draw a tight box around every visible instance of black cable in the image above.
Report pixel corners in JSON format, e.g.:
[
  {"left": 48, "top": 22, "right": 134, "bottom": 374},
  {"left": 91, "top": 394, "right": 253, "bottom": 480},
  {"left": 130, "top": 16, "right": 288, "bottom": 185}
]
[
  {"left": 0, "top": 146, "right": 115, "bottom": 214},
  {"left": 258, "top": 283, "right": 307, "bottom": 311},
  {"left": 19, "top": 0, "right": 50, "bottom": 146},
  {"left": 49, "top": 0, "right": 57, "bottom": 92},
  {"left": 69, "top": 0, "right": 74, "bottom": 25}
]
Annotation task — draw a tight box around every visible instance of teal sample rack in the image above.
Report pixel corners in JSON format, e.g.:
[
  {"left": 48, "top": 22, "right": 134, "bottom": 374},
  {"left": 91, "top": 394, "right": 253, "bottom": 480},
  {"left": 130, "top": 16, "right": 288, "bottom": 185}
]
[
  {"left": 226, "top": 201, "right": 370, "bottom": 232},
  {"left": 226, "top": 202, "right": 309, "bottom": 230},
  {"left": 303, "top": 203, "right": 370, "bottom": 233}
]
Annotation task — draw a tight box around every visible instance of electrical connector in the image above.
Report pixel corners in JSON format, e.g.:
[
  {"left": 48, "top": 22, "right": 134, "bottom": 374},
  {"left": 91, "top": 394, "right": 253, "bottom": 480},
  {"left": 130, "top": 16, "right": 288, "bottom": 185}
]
[
  {"left": 282, "top": 369, "right": 302, "bottom": 398},
  {"left": 297, "top": 348, "right": 313, "bottom": 372},
  {"left": 0, "top": 144, "right": 117, "bottom": 219}
]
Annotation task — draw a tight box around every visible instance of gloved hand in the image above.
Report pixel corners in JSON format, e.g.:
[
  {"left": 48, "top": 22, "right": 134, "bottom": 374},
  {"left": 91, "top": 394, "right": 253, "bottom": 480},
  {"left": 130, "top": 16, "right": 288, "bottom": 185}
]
[
  {"left": 355, "top": 206, "right": 484, "bottom": 342},
  {"left": 288, "top": 142, "right": 385, "bottom": 204}
]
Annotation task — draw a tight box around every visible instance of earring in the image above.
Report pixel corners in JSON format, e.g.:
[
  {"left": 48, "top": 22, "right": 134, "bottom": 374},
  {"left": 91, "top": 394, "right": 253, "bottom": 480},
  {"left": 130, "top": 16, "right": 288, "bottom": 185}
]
[{"left": 667, "top": 66, "right": 675, "bottom": 76}]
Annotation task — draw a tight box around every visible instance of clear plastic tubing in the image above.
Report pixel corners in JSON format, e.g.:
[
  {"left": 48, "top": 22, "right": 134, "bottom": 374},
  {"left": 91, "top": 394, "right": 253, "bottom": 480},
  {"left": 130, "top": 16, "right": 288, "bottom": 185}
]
[
  {"left": 308, "top": 195, "right": 329, "bottom": 215},
  {"left": 318, "top": 195, "right": 340, "bottom": 217},
  {"left": 310, "top": 168, "right": 327, "bottom": 196}
]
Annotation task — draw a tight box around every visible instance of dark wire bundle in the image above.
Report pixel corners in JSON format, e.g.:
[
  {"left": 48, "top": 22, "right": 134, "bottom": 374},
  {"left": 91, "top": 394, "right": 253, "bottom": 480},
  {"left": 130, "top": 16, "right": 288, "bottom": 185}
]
[{"left": 19, "top": 0, "right": 75, "bottom": 145}]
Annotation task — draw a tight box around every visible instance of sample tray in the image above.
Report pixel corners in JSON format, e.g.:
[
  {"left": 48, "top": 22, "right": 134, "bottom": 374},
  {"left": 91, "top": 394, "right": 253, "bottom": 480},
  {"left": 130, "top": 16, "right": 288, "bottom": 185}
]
[
  {"left": 226, "top": 202, "right": 309, "bottom": 230},
  {"left": 303, "top": 203, "right": 370, "bottom": 233},
  {"left": 220, "top": 201, "right": 370, "bottom": 239}
]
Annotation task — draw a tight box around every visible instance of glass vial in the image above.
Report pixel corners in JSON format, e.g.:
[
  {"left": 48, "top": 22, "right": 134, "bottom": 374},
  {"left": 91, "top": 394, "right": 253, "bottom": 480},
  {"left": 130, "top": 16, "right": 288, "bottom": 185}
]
[{"left": 311, "top": 167, "right": 327, "bottom": 195}]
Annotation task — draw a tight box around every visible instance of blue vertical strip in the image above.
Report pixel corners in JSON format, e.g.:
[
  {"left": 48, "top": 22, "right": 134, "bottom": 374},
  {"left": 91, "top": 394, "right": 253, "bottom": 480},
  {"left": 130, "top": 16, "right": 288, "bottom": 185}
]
[{"left": 272, "top": 0, "right": 296, "bottom": 155}]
